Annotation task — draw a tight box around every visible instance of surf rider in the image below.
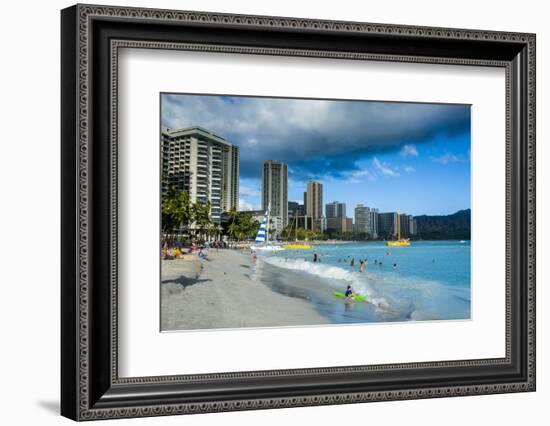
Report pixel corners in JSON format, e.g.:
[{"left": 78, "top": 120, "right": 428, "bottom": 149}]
[{"left": 345, "top": 285, "right": 355, "bottom": 300}]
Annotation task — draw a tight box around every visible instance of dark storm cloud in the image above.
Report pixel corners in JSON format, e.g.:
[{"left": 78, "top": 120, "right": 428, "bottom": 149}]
[{"left": 161, "top": 94, "right": 470, "bottom": 179}]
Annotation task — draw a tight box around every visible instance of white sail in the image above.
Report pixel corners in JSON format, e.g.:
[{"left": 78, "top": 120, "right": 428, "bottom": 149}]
[
  {"left": 251, "top": 205, "right": 284, "bottom": 251},
  {"left": 254, "top": 215, "right": 268, "bottom": 243}
]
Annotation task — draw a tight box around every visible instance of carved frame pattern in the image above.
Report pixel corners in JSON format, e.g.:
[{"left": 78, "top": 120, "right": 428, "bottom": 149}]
[{"left": 61, "top": 4, "right": 536, "bottom": 421}]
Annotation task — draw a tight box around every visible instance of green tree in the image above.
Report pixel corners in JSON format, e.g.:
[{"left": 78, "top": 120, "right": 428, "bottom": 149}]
[
  {"left": 227, "top": 212, "right": 260, "bottom": 241},
  {"left": 161, "top": 186, "right": 192, "bottom": 236},
  {"left": 241, "top": 214, "right": 260, "bottom": 240},
  {"left": 227, "top": 208, "right": 239, "bottom": 241},
  {"left": 281, "top": 223, "right": 294, "bottom": 240},
  {"left": 192, "top": 201, "right": 212, "bottom": 241}
]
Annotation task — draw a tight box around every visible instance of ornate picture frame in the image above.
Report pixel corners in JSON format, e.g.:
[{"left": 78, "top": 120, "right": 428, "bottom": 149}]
[{"left": 61, "top": 4, "right": 535, "bottom": 421}]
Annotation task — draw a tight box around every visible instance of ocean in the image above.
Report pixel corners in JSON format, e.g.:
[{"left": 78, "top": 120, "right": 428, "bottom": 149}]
[{"left": 254, "top": 241, "right": 471, "bottom": 324}]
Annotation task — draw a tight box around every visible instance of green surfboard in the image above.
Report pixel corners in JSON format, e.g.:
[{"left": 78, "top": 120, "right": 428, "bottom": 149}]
[{"left": 333, "top": 291, "right": 366, "bottom": 301}]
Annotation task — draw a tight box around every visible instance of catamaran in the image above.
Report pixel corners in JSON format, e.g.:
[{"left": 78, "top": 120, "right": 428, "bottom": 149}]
[
  {"left": 385, "top": 210, "right": 411, "bottom": 247},
  {"left": 250, "top": 206, "right": 285, "bottom": 252}
]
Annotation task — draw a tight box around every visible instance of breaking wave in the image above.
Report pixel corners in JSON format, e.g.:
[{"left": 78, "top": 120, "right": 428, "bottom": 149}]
[
  {"left": 260, "top": 257, "right": 390, "bottom": 310},
  {"left": 259, "top": 256, "right": 470, "bottom": 322}
]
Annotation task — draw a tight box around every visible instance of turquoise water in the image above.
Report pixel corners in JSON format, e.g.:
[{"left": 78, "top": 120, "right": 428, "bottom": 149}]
[{"left": 257, "top": 241, "right": 471, "bottom": 323}]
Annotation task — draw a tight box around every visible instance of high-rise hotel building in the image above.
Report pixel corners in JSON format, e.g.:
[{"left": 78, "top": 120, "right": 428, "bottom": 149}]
[
  {"left": 326, "top": 201, "right": 346, "bottom": 219},
  {"left": 305, "top": 181, "right": 323, "bottom": 220},
  {"left": 354, "top": 204, "right": 371, "bottom": 234},
  {"left": 378, "top": 212, "right": 416, "bottom": 238},
  {"left": 369, "top": 208, "right": 380, "bottom": 239},
  {"left": 262, "top": 160, "right": 288, "bottom": 234},
  {"left": 305, "top": 181, "right": 324, "bottom": 231},
  {"left": 161, "top": 127, "right": 239, "bottom": 223},
  {"left": 378, "top": 212, "right": 398, "bottom": 239}
]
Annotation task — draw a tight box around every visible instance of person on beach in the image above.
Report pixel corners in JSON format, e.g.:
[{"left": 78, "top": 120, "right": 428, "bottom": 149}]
[{"left": 252, "top": 250, "right": 257, "bottom": 261}]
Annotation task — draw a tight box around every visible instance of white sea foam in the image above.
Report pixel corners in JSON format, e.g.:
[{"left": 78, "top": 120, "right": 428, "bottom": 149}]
[
  {"left": 260, "top": 256, "right": 470, "bottom": 321},
  {"left": 260, "top": 257, "right": 390, "bottom": 310}
]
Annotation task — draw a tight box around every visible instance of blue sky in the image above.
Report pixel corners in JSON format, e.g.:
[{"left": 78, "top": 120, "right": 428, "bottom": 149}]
[{"left": 161, "top": 94, "right": 470, "bottom": 216}]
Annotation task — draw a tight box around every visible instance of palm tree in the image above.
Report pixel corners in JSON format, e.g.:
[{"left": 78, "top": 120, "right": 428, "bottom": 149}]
[
  {"left": 237, "top": 213, "right": 260, "bottom": 241},
  {"left": 161, "top": 186, "right": 192, "bottom": 239},
  {"left": 227, "top": 207, "right": 238, "bottom": 241},
  {"left": 161, "top": 186, "right": 178, "bottom": 235},
  {"left": 193, "top": 202, "right": 212, "bottom": 241}
]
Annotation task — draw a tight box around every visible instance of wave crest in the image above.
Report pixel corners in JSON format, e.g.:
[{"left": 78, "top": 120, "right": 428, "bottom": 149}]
[{"left": 260, "top": 257, "right": 390, "bottom": 309}]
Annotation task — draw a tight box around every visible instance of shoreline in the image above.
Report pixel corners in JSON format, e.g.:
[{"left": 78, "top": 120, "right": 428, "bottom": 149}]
[
  {"left": 161, "top": 249, "right": 333, "bottom": 331},
  {"left": 161, "top": 240, "right": 471, "bottom": 331}
]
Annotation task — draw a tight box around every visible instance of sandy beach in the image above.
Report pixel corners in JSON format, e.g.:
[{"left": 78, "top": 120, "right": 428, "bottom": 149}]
[
  {"left": 161, "top": 249, "right": 332, "bottom": 331},
  {"left": 161, "top": 240, "right": 470, "bottom": 331}
]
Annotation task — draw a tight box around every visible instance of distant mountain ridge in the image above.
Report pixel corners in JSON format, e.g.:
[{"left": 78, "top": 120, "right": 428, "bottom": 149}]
[{"left": 414, "top": 209, "right": 471, "bottom": 240}]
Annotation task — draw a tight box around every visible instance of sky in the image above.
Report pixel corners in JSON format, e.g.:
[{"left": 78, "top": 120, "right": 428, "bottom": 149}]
[{"left": 161, "top": 94, "right": 471, "bottom": 216}]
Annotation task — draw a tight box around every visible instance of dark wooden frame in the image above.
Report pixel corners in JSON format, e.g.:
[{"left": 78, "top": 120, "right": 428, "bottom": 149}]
[{"left": 61, "top": 4, "right": 536, "bottom": 421}]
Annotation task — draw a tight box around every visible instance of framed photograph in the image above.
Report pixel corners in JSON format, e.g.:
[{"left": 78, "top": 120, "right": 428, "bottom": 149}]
[{"left": 61, "top": 4, "right": 536, "bottom": 421}]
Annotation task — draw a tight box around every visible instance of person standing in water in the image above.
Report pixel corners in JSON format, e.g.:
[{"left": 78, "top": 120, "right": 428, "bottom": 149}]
[
  {"left": 313, "top": 250, "right": 318, "bottom": 263},
  {"left": 350, "top": 258, "right": 355, "bottom": 267},
  {"left": 359, "top": 259, "right": 367, "bottom": 273}
]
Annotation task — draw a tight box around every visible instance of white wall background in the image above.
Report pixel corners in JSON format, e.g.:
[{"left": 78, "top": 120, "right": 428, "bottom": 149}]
[{"left": 0, "top": 0, "right": 547, "bottom": 425}]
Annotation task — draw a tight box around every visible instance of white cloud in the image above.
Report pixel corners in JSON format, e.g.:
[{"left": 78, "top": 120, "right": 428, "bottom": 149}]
[
  {"left": 238, "top": 199, "right": 255, "bottom": 211},
  {"left": 431, "top": 153, "right": 461, "bottom": 165},
  {"left": 239, "top": 186, "right": 260, "bottom": 197},
  {"left": 373, "top": 157, "right": 400, "bottom": 177},
  {"left": 403, "top": 165, "right": 416, "bottom": 173},
  {"left": 345, "top": 169, "right": 370, "bottom": 183},
  {"left": 161, "top": 94, "right": 470, "bottom": 179},
  {"left": 400, "top": 144, "right": 418, "bottom": 157}
]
